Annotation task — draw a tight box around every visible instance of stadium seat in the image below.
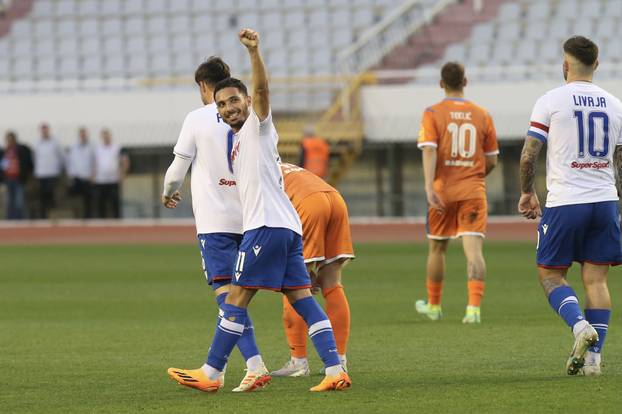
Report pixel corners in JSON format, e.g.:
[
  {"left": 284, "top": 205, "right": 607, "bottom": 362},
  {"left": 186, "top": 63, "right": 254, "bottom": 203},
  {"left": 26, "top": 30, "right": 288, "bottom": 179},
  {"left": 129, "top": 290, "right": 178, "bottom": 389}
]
[
  {"left": 443, "top": 43, "right": 466, "bottom": 62},
  {"left": 145, "top": 0, "right": 168, "bottom": 14},
  {"left": 169, "top": 0, "right": 191, "bottom": 13},
  {"left": 122, "top": 0, "right": 143, "bottom": 16},
  {"left": 79, "top": 17, "right": 100, "bottom": 37},
  {"left": 150, "top": 54, "right": 172, "bottom": 76},
  {"left": 31, "top": 0, "right": 54, "bottom": 18},
  {"left": 56, "top": 18, "right": 78, "bottom": 38},
  {"left": 77, "top": 0, "right": 99, "bottom": 17},
  {"left": 171, "top": 34, "right": 194, "bottom": 53},
  {"left": 497, "top": 22, "right": 520, "bottom": 41},
  {"left": 127, "top": 54, "right": 148, "bottom": 77},
  {"left": 34, "top": 38, "right": 56, "bottom": 56},
  {"left": 308, "top": 9, "right": 330, "bottom": 28},
  {"left": 101, "top": 17, "right": 124, "bottom": 37},
  {"left": 58, "top": 38, "right": 79, "bottom": 56},
  {"left": 82, "top": 55, "right": 104, "bottom": 78},
  {"left": 103, "top": 36, "right": 124, "bottom": 57},
  {"left": 9, "top": 19, "right": 32, "bottom": 37},
  {"left": 35, "top": 56, "right": 57, "bottom": 80},
  {"left": 526, "top": 1, "right": 551, "bottom": 20},
  {"left": 79, "top": 37, "right": 101, "bottom": 57},
  {"left": 147, "top": 34, "right": 169, "bottom": 54},
  {"left": 470, "top": 22, "right": 495, "bottom": 43},
  {"left": 104, "top": 55, "right": 126, "bottom": 78},
  {"left": 56, "top": 0, "right": 77, "bottom": 17},
  {"left": 552, "top": 0, "right": 579, "bottom": 19},
  {"left": 146, "top": 16, "right": 168, "bottom": 34},
  {"left": 33, "top": 20, "right": 54, "bottom": 38},
  {"left": 125, "top": 16, "right": 146, "bottom": 36},
  {"left": 171, "top": 52, "right": 195, "bottom": 76},
  {"left": 548, "top": 19, "right": 572, "bottom": 41},
  {"left": 468, "top": 44, "right": 491, "bottom": 65},
  {"left": 572, "top": 19, "right": 594, "bottom": 39},
  {"left": 59, "top": 56, "right": 80, "bottom": 78},
  {"left": 125, "top": 36, "right": 147, "bottom": 54},
  {"left": 497, "top": 2, "right": 521, "bottom": 22},
  {"left": 490, "top": 42, "right": 513, "bottom": 65},
  {"left": 12, "top": 57, "right": 34, "bottom": 79},
  {"left": 283, "top": 10, "right": 305, "bottom": 30},
  {"left": 579, "top": 0, "right": 603, "bottom": 18},
  {"left": 11, "top": 37, "right": 33, "bottom": 58},
  {"left": 170, "top": 14, "right": 191, "bottom": 34},
  {"left": 603, "top": 0, "right": 622, "bottom": 18}
]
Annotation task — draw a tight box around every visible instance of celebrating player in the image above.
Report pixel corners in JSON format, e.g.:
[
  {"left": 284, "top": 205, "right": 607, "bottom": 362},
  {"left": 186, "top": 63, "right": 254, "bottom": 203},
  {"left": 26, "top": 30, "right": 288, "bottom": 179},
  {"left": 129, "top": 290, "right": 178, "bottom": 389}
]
[
  {"left": 519, "top": 36, "right": 622, "bottom": 376},
  {"left": 415, "top": 62, "right": 499, "bottom": 323},
  {"left": 168, "top": 29, "right": 351, "bottom": 392},
  {"left": 162, "top": 57, "right": 269, "bottom": 392},
  {"left": 271, "top": 163, "right": 354, "bottom": 377}
]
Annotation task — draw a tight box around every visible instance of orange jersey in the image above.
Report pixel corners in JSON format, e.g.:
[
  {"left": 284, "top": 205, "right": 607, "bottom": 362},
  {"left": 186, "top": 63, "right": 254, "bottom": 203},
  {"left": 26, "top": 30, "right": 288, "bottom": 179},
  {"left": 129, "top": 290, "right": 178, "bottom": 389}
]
[
  {"left": 418, "top": 98, "right": 498, "bottom": 202},
  {"left": 281, "top": 163, "right": 336, "bottom": 207}
]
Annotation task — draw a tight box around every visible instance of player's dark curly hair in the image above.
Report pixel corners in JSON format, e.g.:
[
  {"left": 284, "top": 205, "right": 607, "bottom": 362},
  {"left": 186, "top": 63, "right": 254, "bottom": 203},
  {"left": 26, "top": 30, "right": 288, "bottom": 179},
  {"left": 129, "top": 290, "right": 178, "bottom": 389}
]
[
  {"left": 563, "top": 36, "right": 598, "bottom": 66},
  {"left": 194, "top": 56, "right": 231, "bottom": 86},
  {"left": 441, "top": 61, "right": 465, "bottom": 91},
  {"left": 213, "top": 77, "right": 248, "bottom": 99}
]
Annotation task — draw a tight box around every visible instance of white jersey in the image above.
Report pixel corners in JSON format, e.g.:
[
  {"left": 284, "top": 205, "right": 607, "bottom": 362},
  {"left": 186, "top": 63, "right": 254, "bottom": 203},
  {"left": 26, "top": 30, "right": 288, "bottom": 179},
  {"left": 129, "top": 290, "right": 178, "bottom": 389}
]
[
  {"left": 174, "top": 103, "right": 243, "bottom": 235},
  {"left": 93, "top": 143, "right": 122, "bottom": 184},
  {"left": 230, "top": 109, "right": 302, "bottom": 235},
  {"left": 528, "top": 81, "right": 622, "bottom": 207}
]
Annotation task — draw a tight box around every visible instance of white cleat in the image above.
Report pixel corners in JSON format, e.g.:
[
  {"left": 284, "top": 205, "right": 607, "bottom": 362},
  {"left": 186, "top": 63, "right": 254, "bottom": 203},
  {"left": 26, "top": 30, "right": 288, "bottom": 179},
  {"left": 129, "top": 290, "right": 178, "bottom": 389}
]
[
  {"left": 231, "top": 364, "right": 271, "bottom": 392},
  {"left": 579, "top": 351, "right": 602, "bottom": 376},
  {"left": 415, "top": 300, "right": 442, "bottom": 321},
  {"left": 566, "top": 324, "right": 599, "bottom": 375},
  {"left": 270, "top": 358, "right": 310, "bottom": 377},
  {"left": 462, "top": 306, "right": 481, "bottom": 324}
]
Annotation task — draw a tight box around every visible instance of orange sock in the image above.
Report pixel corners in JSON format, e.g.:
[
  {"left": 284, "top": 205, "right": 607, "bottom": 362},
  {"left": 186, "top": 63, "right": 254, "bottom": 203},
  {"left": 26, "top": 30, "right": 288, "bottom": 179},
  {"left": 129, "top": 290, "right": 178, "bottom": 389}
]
[
  {"left": 282, "top": 295, "right": 308, "bottom": 358},
  {"left": 467, "top": 279, "right": 485, "bottom": 307},
  {"left": 322, "top": 285, "right": 351, "bottom": 355},
  {"left": 427, "top": 280, "right": 443, "bottom": 305}
]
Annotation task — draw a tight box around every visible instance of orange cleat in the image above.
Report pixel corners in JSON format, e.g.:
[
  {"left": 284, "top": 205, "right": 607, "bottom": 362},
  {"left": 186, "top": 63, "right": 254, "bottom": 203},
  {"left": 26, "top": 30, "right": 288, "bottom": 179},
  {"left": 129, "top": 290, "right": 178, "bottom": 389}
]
[
  {"left": 167, "top": 367, "right": 223, "bottom": 392},
  {"left": 309, "top": 371, "right": 352, "bottom": 392}
]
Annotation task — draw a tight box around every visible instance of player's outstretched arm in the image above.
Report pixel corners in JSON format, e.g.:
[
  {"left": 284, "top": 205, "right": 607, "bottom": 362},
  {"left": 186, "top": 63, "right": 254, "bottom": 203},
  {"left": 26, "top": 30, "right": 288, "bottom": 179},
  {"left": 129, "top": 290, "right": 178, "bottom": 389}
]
[
  {"left": 518, "top": 136, "right": 544, "bottom": 219},
  {"left": 239, "top": 28, "right": 269, "bottom": 121}
]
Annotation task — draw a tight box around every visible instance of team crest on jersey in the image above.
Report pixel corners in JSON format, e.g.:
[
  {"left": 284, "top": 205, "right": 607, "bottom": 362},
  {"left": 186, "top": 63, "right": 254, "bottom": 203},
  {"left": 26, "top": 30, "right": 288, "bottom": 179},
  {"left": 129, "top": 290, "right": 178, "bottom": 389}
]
[
  {"left": 252, "top": 245, "right": 262, "bottom": 256},
  {"left": 542, "top": 224, "right": 548, "bottom": 235}
]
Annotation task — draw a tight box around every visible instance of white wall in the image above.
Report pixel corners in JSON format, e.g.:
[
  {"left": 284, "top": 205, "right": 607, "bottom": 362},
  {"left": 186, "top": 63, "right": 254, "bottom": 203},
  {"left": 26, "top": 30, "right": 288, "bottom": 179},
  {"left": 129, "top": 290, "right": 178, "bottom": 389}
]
[
  {"left": 360, "top": 79, "right": 622, "bottom": 142},
  {"left": 0, "top": 89, "right": 202, "bottom": 147}
]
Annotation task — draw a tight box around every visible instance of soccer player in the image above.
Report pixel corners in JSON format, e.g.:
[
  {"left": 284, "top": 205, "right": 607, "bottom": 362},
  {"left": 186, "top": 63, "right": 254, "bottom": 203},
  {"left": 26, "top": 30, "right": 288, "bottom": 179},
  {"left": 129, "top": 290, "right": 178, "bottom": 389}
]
[
  {"left": 162, "top": 57, "right": 269, "bottom": 392},
  {"left": 271, "top": 163, "right": 354, "bottom": 377},
  {"left": 167, "top": 29, "right": 351, "bottom": 392},
  {"left": 415, "top": 62, "right": 499, "bottom": 323},
  {"left": 519, "top": 36, "right": 622, "bottom": 376}
]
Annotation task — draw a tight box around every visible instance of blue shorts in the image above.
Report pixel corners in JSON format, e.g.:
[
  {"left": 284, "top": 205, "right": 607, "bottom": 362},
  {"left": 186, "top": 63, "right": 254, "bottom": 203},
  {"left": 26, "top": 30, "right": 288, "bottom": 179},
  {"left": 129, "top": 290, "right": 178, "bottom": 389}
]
[
  {"left": 537, "top": 201, "right": 622, "bottom": 268},
  {"left": 232, "top": 226, "right": 311, "bottom": 291},
  {"left": 198, "top": 233, "right": 243, "bottom": 290}
]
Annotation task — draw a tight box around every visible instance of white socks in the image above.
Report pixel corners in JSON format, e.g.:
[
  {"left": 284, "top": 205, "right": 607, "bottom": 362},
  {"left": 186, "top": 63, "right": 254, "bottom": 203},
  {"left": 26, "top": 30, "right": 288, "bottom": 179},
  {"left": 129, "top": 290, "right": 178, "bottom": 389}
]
[
  {"left": 572, "top": 319, "right": 590, "bottom": 338},
  {"left": 202, "top": 363, "right": 222, "bottom": 381},
  {"left": 246, "top": 355, "right": 264, "bottom": 372}
]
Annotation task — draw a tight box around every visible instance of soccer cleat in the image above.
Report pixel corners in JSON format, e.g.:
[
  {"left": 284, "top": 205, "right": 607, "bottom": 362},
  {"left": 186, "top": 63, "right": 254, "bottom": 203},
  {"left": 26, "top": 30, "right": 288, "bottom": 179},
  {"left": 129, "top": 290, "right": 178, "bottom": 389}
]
[
  {"left": 579, "top": 352, "right": 602, "bottom": 376},
  {"left": 232, "top": 364, "right": 271, "bottom": 392},
  {"left": 270, "top": 358, "right": 310, "bottom": 377},
  {"left": 310, "top": 371, "right": 352, "bottom": 392},
  {"left": 415, "top": 300, "right": 442, "bottom": 321},
  {"left": 462, "top": 306, "right": 481, "bottom": 324},
  {"left": 566, "top": 324, "right": 599, "bottom": 375},
  {"left": 167, "top": 367, "right": 223, "bottom": 392}
]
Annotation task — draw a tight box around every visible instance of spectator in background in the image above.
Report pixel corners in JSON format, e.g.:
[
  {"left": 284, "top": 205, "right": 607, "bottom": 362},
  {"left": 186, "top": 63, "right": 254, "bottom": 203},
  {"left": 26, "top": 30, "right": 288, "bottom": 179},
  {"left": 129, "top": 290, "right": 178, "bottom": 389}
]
[
  {"left": 93, "top": 129, "right": 129, "bottom": 218},
  {"left": 33, "top": 123, "right": 64, "bottom": 218},
  {"left": 0, "top": 131, "right": 33, "bottom": 219},
  {"left": 299, "top": 125, "right": 330, "bottom": 179},
  {"left": 67, "top": 127, "right": 94, "bottom": 218}
]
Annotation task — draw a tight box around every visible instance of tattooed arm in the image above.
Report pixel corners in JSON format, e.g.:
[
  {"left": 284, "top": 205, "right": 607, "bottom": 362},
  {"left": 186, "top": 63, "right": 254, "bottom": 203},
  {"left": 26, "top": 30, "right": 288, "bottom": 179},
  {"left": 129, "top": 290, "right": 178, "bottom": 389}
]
[
  {"left": 518, "top": 136, "right": 544, "bottom": 219},
  {"left": 613, "top": 145, "right": 622, "bottom": 196}
]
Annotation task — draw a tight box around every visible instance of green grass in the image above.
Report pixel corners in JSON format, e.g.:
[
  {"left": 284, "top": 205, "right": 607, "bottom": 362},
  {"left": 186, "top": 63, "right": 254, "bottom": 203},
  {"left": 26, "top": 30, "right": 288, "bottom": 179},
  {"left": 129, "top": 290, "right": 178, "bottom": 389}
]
[{"left": 1, "top": 242, "right": 621, "bottom": 413}]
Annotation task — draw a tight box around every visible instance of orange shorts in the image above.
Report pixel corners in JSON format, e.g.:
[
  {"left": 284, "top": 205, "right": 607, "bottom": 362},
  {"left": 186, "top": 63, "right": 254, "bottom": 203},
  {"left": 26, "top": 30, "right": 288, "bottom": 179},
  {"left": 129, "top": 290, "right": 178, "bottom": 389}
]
[
  {"left": 426, "top": 198, "right": 487, "bottom": 239},
  {"left": 296, "top": 191, "right": 355, "bottom": 266}
]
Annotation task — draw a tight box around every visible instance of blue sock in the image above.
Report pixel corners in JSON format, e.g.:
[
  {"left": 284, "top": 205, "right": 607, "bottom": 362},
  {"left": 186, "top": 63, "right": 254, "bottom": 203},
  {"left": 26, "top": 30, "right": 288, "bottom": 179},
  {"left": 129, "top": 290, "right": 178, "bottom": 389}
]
[
  {"left": 215, "top": 293, "right": 259, "bottom": 361},
  {"left": 292, "top": 296, "right": 340, "bottom": 368},
  {"left": 585, "top": 308, "right": 610, "bottom": 353},
  {"left": 206, "top": 303, "right": 247, "bottom": 371},
  {"left": 547, "top": 286, "right": 585, "bottom": 329}
]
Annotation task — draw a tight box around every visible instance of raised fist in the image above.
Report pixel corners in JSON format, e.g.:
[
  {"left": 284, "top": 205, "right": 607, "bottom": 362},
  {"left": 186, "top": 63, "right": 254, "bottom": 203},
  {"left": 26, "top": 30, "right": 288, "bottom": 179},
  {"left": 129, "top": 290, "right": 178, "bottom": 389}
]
[{"left": 239, "top": 28, "right": 259, "bottom": 48}]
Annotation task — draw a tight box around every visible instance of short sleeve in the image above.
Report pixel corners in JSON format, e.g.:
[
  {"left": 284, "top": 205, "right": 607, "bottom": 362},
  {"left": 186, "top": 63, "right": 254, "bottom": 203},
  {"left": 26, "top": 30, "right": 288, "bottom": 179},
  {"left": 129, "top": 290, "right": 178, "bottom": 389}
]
[
  {"left": 527, "top": 94, "right": 550, "bottom": 143},
  {"left": 417, "top": 108, "right": 439, "bottom": 149},
  {"left": 258, "top": 109, "right": 274, "bottom": 137},
  {"left": 173, "top": 113, "right": 197, "bottom": 160},
  {"left": 483, "top": 113, "right": 499, "bottom": 155}
]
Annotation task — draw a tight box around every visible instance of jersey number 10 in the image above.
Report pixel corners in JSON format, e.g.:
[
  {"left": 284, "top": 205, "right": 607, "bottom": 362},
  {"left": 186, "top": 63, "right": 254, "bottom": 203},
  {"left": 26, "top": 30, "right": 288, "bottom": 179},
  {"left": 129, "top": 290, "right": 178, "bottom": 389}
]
[
  {"left": 574, "top": 111, "right": 609, "bottom": 158},
  {"left": 447, "top": 122, "right": 477, "bottom": 158}
]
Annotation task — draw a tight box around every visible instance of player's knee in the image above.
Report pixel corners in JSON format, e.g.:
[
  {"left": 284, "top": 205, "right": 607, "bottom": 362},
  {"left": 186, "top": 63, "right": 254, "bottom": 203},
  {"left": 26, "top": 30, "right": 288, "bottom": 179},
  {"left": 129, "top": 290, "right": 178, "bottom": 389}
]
[{"left": 429, "top": 240, "right": 449, "bottom": 254}]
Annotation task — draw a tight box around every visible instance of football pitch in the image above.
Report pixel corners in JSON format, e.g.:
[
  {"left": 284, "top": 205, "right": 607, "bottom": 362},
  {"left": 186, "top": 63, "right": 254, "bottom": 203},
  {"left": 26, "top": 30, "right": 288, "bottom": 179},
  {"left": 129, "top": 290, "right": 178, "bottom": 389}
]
[{"left": 2, "top": 242, "right": 621, "bottom": 413}]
